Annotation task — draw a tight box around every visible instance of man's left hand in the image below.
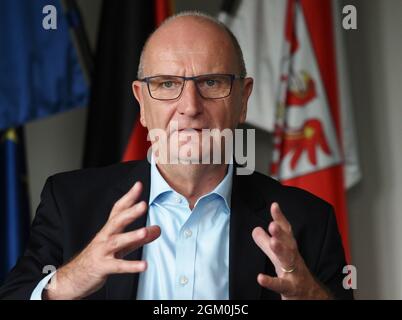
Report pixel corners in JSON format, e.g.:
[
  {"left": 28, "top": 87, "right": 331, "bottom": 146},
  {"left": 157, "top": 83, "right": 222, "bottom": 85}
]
[{"left": 252, "top": 202, "right": 332, "bottom": 300}]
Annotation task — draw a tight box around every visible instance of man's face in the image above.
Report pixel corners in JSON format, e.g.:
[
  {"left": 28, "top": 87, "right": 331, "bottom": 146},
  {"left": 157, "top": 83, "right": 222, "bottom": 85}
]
[{"left": 133, "top": 17, "right": 253, "bottom": 164}]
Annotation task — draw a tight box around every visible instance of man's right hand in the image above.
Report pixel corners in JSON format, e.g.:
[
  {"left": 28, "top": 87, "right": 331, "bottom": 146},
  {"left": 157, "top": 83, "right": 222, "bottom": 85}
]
[{"left": 43, "top": 181, "right": 160, "bottom": 300}]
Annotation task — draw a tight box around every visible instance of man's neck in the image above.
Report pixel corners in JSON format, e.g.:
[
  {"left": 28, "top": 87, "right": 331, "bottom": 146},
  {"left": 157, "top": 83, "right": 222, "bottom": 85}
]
[{"left": 155, "top": 162, "right": 229, "bottom": 209}]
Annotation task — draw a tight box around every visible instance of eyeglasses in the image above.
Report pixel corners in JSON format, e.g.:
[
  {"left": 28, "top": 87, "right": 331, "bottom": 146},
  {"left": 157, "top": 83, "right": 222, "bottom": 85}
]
[{"left": 138, "top": 74, "right": 244, "bottom": 100}]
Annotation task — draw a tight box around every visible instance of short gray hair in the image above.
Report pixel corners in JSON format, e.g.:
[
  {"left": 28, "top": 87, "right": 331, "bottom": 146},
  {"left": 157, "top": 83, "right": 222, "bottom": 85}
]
[{"left": 137, "top": 10, "right": 247, "bottom": 79}]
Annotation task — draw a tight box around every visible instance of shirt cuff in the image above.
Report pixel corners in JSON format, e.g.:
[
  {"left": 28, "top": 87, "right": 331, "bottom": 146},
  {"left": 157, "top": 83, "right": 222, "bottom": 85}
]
[{"left": 30, "top": 271, "right": 57, "bottom": 300}]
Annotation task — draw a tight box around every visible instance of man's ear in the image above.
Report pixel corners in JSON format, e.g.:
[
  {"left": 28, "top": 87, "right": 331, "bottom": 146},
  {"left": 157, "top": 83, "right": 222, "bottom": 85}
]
[
  {"left": 132, "top": 80, "right": 147, "bottom": 127},
  {"left": 239, "top": 77, "right": 254, "bottom": 123}
]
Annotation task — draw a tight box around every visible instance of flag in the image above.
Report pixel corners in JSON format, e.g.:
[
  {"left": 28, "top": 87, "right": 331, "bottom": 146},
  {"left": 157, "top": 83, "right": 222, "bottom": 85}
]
[
  {"left": 220, "top": 0, "right": 361, "bottom": 262},
  {"left": 271, "top": 0, "right": 352, "bottom": 261},
  {"left": 0, "top": 128, "right": 31, "bottom": 285},
  {"left": 0, "top": 0, "right": 89, "bottom": 130},
  {"left": 83, "top": 0, "right": 172, "bottom": 168}
]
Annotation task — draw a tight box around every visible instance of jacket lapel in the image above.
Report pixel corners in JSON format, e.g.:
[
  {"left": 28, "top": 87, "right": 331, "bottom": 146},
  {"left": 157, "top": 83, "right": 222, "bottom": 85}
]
[
  {"left": 229, "top": 170, "right": 275, "bottom": 300},
  {"left": 105, "top": 160, "right": 151, "bottom": 300}
]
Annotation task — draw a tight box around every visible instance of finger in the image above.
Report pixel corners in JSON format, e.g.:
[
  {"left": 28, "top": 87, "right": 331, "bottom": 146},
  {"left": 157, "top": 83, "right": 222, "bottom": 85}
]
[
  {"left": 268, "top": 236, "right": 296, "bottom": 272},
  {"left": 257, "top": 273, "right": 292, "bottom": 296},
  {"left": 270, "top": 202, "right": 292, "bottom": 234},
  {"left": 252, "top": 227, "right": 276, "bottom": 263},
  {"left": 120, "top": 225, "right": 161, "bottom": 257},
  {"left": 110, "top": 225, "right": 161, "bottom": 257},
  {"left": 110, "top": 181, "right": 143, "bottom": 217},
  {"left": 253, "top": 226, "right": 295, "bottom": 274},
  {"left": 103, "top": 201, "right": 148, "bottom": 236},
  {"left": 268, "top": 221, "right": 290, "bottom": 243},
  {"left": 108, "top": 260, "right": 148, "bottom": 274}
]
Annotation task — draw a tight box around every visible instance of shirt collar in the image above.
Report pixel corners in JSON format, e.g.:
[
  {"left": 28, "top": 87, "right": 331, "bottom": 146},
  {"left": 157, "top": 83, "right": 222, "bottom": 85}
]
[
  {"left": 149, "top": 155, "right": 233, "bottom": 211},
  {"left": 149, "top": 155, "right": 173, "bottom": 205}
]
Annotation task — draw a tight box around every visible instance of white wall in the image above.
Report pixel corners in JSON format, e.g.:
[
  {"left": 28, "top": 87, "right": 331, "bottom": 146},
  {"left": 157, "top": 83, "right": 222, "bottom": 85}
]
[
  {"left": 25, "top": 108, "right": 87, "bottom": 219},
  {"left": 343, "top": 0, "right": 402, "bottom": 299},
  {"left": 24, "top": 0, "right": 402, "bottom": 299}
]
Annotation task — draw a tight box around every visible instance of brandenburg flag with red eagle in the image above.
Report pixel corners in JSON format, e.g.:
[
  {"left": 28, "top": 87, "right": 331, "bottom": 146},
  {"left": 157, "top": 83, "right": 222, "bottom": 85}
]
[{"left": 270, "top": 0, "right": 353, "bottom": 261}]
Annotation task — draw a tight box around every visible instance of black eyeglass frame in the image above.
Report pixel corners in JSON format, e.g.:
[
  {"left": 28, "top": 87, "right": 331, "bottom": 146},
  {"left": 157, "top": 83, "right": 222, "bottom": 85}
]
[{"left": 138, "top": 73, "right": 245, "bottom": 100}]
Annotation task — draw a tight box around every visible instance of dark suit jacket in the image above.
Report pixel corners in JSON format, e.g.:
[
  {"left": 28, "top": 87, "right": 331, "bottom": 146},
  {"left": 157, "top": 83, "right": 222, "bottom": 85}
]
[{"left": 0, "top": 160, "right": 353, "bottom": 299}]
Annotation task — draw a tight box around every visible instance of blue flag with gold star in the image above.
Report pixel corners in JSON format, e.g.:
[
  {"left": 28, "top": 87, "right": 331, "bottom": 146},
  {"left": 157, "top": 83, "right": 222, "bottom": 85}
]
[{"left": 0, "top": 128, "right": 31, "bottom": 285}]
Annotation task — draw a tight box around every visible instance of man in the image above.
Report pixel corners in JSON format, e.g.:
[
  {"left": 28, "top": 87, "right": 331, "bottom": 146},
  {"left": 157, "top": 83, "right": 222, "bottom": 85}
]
[{"left": 0, "top": 12, "right": 352, "bottom": 300}]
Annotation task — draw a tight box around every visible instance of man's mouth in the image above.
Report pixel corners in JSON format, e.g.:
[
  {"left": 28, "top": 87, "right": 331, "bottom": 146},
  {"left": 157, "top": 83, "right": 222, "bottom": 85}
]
[{"left": 178, "top": 128, "right": 203, "bottom": 132}]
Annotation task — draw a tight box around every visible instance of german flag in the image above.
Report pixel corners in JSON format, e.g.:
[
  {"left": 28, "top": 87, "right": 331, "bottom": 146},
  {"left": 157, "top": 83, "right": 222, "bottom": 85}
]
[{"left": 83, "top": 0, "right": 172, "bottom": 167}]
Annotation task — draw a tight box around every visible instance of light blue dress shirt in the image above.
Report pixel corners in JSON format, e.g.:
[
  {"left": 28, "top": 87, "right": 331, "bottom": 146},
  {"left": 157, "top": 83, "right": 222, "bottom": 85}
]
[
  {"left": 31, "top": 159, "right": 233, "bottom": 300},
  {"left": 137, "top": 159, "right": 233, "bottom": 300},
  {"left": 30, "top": 270, "right": 56, "bottom": 300}
]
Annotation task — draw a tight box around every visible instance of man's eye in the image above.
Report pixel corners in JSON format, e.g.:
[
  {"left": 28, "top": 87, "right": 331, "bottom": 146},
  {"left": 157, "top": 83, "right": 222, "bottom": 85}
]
[
  {"left": 162, "top": 81, "right": 173, "bottom": 88},
  {"left": 158, "top": 80, "right": 182, "bottom": 89},
  {"left": 205, "top": 79, "right": 217, "bottom": 87}
]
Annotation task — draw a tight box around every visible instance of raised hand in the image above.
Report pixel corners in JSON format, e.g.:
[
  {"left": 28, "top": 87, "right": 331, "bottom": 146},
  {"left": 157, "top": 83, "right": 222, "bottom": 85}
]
[
  {"left": 44, "top": 181, "right": 160, "bottom": 300},
  {"left": 252, "top": 202, "right": 332, "bottom": 300}
]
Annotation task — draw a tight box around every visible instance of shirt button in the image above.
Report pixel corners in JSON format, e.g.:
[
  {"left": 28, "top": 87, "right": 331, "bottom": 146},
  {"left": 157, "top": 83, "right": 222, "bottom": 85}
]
[
  {"left": 179, "top": 276, "right": 188, "bottom": 286},
  {"left": 184, "top": 229, "right": 192, "bottom": 238},
  {"left": 175, "top": 196, "right": 182, "bottom": 203}
]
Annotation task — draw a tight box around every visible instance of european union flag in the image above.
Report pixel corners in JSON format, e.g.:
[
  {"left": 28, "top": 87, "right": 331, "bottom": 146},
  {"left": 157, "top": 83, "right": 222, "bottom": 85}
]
[
  {"left": 0, "top": 128, "right": 30, "bottom": 285},
  {"left": 0, "top": 0, "right": 89, "bottom": 130}
]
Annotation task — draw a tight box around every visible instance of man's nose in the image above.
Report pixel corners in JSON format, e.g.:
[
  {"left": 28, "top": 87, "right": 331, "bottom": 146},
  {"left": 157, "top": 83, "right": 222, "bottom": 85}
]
[{"left": 176, "top": 80, "right": 203, "bottom": 117}]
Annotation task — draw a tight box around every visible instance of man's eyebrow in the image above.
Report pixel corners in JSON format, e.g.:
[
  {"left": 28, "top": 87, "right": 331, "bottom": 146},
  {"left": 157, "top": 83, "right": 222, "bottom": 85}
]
[{"left": 141, "top": 73, "right": 183, "bottom": 78}]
